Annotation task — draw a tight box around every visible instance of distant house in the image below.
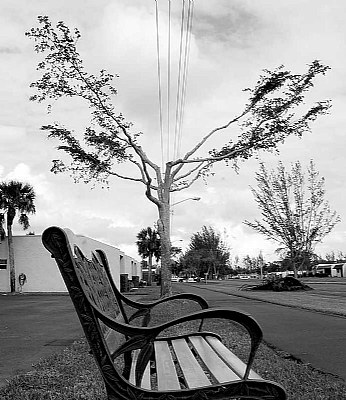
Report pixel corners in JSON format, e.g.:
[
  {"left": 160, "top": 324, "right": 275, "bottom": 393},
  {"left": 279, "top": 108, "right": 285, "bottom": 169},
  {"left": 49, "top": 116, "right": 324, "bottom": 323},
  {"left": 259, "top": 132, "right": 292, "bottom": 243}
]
[
  {"left": 0, "top": 231, "right": 141, "bottom": 293},
  {"left": 314, "top": 263, "right": 346, "bottom": 278}
]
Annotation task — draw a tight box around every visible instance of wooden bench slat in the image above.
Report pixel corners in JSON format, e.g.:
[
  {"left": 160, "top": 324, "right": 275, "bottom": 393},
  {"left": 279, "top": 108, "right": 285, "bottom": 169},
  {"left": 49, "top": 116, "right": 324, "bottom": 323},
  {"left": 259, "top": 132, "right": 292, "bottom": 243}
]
[
  {"left": 129, "top": 350, "right": 151, "bottom": 389},
  {"left": 189, "top": 336, "right": 239, "bottom": 383},
  {"left": 141, "top": 363, "right": 151, "bottom": 390},
  {"left": 205, "top": 336, "right": 262, "bottom": 380},
  {"left": 154, "top": 341, "right": 180, "bottom": 390},
  {"left": 171, "top": 338, "right": 210, "bottom": 389}
]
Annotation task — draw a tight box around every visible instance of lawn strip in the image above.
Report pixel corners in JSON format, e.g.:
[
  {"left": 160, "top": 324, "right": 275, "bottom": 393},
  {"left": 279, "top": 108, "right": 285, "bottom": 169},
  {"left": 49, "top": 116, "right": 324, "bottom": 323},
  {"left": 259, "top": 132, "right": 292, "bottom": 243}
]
[{"left": 189, "top": 282, "right": 346, "bottom": 318}]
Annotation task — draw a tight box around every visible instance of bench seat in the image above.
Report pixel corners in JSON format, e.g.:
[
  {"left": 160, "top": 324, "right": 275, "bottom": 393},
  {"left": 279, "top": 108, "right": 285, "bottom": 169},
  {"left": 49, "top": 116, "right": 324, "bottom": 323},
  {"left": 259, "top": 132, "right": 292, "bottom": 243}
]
[{"left": 129, "top": 333, "right": 262, "bottom": 391}]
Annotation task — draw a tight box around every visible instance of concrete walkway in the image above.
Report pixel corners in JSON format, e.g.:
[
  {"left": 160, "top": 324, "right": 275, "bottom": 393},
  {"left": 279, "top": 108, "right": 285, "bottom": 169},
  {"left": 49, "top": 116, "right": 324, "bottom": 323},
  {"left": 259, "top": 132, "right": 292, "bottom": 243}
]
[{"left": 176, "top": 283, "right": 346, "bottom": 380}]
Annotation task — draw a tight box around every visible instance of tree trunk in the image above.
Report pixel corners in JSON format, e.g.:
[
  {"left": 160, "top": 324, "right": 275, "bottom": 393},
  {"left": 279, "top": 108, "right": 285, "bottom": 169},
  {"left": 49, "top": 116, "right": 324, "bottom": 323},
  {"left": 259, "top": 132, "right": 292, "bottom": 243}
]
[
  {"left": 7, "top": 208, "right": 16, "bottom": 293},
  {"left": 8, "top": 228, "right": 15, "bottom": 293},
  {"left": 157, "top": 204, "right": 172, "bottom": 297},
  {"left": 289, "top": 247, "right": 298, "bottom": 279},
  {"left": 147, "top": 253, "right": 152, "bottom": 286}
]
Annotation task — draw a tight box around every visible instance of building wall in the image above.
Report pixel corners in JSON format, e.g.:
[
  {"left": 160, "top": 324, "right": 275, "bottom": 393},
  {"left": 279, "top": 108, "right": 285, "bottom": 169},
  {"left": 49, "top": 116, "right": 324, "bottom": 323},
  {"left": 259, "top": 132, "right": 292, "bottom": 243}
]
[
  {"left": 0, "top": 232, "right": 140, "bottom": 293},
  {"left": 0, "top": 235, "right": 65, "bottom": 292},
  {"left": 332, "top": 263, "right": 346, "bottom": 278}
]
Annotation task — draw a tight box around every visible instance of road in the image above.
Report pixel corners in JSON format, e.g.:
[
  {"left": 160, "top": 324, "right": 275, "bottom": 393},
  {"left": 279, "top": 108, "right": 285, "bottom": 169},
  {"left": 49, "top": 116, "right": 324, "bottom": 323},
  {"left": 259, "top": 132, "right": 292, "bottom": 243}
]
[{"left": 176, "top": 282, "right": 346, "bottom": 380}]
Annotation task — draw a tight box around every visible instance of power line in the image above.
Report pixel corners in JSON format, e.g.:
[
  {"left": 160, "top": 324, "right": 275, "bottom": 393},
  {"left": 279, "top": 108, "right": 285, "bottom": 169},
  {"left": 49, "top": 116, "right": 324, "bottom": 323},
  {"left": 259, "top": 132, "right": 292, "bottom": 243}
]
[
  {"left": 173, "top": 0, "right": 186, "bottom": 159},
  {"left": 167, "top": 0, "right": 172, "bottom": 162},
  {"left": 154, "top": 0, "right": 194, "bottom": 168},
  {"left": 155, "top": 0, "right": 164, "bottom": 170},
  {"left": 177, "top": 0, "right": 194, "bottom": 158},
  {"left": 173, "top": 0, "right": 194, "bottom": 160}
]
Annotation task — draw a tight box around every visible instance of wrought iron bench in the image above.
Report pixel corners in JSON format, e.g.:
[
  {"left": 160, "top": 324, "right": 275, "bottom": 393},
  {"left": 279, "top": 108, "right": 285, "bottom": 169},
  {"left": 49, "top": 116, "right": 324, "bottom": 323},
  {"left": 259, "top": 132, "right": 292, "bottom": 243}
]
[{"left": 42, "top": 226, "right": 287, "bottom": 400}]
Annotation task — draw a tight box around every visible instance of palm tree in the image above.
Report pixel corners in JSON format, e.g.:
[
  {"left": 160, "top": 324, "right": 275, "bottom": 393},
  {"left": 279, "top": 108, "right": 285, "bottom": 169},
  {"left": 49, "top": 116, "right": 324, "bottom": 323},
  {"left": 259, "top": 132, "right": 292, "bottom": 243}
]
[
  {"left": 0, "top": 213, "right": 5, "bottom": 241},
  {"left": 0, "top": 181, "right": 36, "bottom": 292},
  {"left": 136, "top": 227, "right": 160, "bottom": 286}
]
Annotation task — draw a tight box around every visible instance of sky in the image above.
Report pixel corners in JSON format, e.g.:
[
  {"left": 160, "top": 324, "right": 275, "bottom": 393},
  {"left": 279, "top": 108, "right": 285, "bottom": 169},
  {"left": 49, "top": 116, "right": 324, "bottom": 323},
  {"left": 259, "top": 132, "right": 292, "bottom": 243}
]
[{"left": 0, "top": 0, "right": 345, "bottom": 265}]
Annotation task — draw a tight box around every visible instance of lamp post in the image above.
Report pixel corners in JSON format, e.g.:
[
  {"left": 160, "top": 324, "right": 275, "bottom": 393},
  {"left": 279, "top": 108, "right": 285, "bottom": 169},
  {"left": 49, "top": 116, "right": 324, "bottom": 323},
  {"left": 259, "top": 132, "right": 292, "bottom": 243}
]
[
  {"left": 170, "top": 197, "right": 201, "bottom": 236},
  {"left": 172, "top": 197, "right": 201, "bottom": 206}
]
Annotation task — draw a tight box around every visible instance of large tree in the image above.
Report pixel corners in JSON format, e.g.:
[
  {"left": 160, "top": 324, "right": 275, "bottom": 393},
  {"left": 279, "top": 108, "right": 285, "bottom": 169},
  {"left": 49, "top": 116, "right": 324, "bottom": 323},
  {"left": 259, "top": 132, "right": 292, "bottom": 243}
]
[
  {"left": 27, "top": 16, "right": 331, "bottom": 296},
  {"left": 136, "top": 227, "right": 160, "bottom": 286},
  {"left": 180, "top": 226, "right": 230, "bottom": 279},
  {"left": 0, "top": 181, "right": 36, "bottom": 292},
  {"left": 244, "top": 161, "right": 340, "bottom": 277}
]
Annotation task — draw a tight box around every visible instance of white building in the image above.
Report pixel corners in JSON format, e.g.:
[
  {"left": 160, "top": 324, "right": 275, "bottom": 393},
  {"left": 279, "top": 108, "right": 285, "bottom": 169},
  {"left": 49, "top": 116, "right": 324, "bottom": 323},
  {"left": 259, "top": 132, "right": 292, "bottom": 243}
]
[
  {"left": 0, "top": 232, "right": 141, "bottom": 293},
  {"left": 314, "top": 263, "right": 346, "bottom": 278}
]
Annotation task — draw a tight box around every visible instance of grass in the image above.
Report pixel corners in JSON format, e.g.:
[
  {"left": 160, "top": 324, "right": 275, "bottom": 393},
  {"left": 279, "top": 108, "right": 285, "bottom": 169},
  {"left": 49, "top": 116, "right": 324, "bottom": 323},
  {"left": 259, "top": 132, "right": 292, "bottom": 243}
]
[
  {"left": 204, "top": 278, "right": 346, "bottom": 317},
  {"left": 1, "top": 285, "right": 346, "bottom": 399},
  {"left": 236, "top": 289, "right": 346, "bottom": 316}
]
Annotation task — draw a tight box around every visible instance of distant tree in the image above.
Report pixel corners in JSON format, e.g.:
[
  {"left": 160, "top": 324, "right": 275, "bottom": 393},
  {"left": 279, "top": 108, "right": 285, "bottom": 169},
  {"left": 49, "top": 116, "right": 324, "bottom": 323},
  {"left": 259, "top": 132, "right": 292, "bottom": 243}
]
[
  {"left": 264, "top": 262, "right": 281, "bottom": 274},
  {"left": 242, "top": 255, "right": 257, "bottom": 272},
  {"left": 324, "top": 251, "right": 336, "bottom": 262},
  {"left": 136, "top": 227, "right": 160, "bottom": 286},
  {"left": 323, "top": 250, "right": 346, "bottom": 263},
  {"left": 233, "top": 255, "right": 240, "bottom": 270},
  {"left": 181, "top": 226, "right": 230, "bottom": 279},
  {"left": 241, "top": 253, "right": 265, "bottom": 275},
  {"left": 278, "top": 248, "right": 319, "bottom": 272},
  {"left": 257, "top": 251, "right": 264, "bottom": 278},
  {"left": 245, "top": 161, "right": 340, "bottom": 277},
  {"left": 0, "top": 181, "right": 36, "bottom": 292},
  {"left": 27, "top": 16, "right": 331, "bottom": 296},
  {"left": 335, "top": 251, "right": 346, "bottom": 262}
]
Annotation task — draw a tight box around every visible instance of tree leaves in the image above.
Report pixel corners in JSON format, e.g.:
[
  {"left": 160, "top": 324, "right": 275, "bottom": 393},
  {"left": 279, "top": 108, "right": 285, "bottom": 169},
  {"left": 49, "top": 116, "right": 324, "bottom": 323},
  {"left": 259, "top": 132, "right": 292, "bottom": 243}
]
[
  {"left": 211, "top": 61, "right": 331, "bottom": 164},
  {"left": 0, "top": 181, "right": 36, "bottom": 229},
  {"left": 244, "top": 161, "right": 340, "bottom": 273},
  {"left": 180, "top": 226, "right": 230, "bottom": 277},
  {"left": 136, "top": 227, "right": 161, "bottom": 261}
]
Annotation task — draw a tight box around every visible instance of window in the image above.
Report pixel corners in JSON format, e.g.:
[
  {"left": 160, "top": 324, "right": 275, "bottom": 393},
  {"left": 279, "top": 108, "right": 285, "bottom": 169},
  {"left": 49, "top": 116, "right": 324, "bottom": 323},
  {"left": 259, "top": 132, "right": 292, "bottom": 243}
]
[{"left": 0, "top": 259, "right": 7, "bottom": 270}]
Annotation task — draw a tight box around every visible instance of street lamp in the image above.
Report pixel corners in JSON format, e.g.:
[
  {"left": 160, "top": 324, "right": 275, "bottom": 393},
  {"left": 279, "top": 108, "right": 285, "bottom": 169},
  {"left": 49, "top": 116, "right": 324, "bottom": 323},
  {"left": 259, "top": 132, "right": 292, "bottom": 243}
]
[
  {"left": 172, "top": 197, "right": 201, "bottom": 206},
  {"left": 170, "top": 197, "right": 201, "bottom": 236}
]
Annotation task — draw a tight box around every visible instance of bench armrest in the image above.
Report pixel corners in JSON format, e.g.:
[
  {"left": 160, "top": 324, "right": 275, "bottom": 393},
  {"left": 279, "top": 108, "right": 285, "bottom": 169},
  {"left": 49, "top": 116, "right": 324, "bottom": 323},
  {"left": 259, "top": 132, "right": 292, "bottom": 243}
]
[
  {"left": 96, "top": 307, "right": 263, "bottom": 381},
  {"left": 124, "top": 293, "right": 209, "bottom": 325}
]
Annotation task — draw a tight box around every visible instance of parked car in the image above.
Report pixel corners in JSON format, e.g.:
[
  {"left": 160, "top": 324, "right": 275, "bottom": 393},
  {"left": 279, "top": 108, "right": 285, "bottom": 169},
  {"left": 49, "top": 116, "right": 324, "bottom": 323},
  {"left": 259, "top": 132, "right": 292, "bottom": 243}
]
[
  {"left": 171, "top": 276, "right": 184, "bottom": 283},
  {"left": 187, "top": 277, "right": 196, "bottom": 283},
  {"left": 238, "top": 275, "right": 250, "bottom": 280}
]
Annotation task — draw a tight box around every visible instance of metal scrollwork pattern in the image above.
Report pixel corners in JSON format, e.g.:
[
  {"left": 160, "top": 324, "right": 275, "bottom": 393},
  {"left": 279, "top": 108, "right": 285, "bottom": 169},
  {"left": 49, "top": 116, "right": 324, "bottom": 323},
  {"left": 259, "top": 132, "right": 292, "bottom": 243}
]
[{"left": 42, "top": 227, "right": 287, "bottom": 400}]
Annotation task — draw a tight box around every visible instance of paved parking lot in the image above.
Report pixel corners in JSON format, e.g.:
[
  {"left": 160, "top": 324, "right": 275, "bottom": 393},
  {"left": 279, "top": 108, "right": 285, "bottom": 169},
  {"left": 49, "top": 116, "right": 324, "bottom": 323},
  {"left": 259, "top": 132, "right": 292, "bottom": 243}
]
[{"left": 0, "top": 294, "right": 82, "bottom": 387}]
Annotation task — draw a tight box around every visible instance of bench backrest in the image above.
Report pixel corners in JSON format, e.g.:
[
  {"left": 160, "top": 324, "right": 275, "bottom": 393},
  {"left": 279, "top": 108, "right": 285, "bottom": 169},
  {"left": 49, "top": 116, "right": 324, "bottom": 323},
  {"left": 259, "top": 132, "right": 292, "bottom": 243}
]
[{"left": 42, "top": 226, "right": 132, "bottom": 385}]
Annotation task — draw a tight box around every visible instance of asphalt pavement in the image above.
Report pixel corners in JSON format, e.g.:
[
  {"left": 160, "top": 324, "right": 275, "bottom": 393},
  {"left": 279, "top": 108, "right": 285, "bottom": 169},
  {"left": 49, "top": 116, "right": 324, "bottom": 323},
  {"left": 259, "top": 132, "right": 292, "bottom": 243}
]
[
  {"left": 0, "top": 294, "right": 82, "bottom": 387},
  {"left": 176, "top": 283, "right": 346, "bottom": 380}
]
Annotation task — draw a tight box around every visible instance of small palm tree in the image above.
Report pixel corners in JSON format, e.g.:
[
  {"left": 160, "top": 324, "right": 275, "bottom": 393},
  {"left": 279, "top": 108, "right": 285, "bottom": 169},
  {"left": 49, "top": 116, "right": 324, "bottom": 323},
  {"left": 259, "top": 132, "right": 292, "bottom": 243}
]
[
  {"left": 136, "top": 227, "right": 160, "bottom": 286},
  {"left": 0, "top": 181, "right": 36, "bottom": 292}
]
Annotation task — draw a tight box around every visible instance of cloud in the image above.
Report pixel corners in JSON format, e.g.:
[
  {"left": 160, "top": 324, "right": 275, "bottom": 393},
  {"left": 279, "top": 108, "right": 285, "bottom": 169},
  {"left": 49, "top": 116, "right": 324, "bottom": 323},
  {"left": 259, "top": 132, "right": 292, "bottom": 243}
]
[
  {"left": 0, "top": 125, "right": 26, "bottom": 147},
  {"left": 0, "top": 46, "right": 20, "bottom": 54}
]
